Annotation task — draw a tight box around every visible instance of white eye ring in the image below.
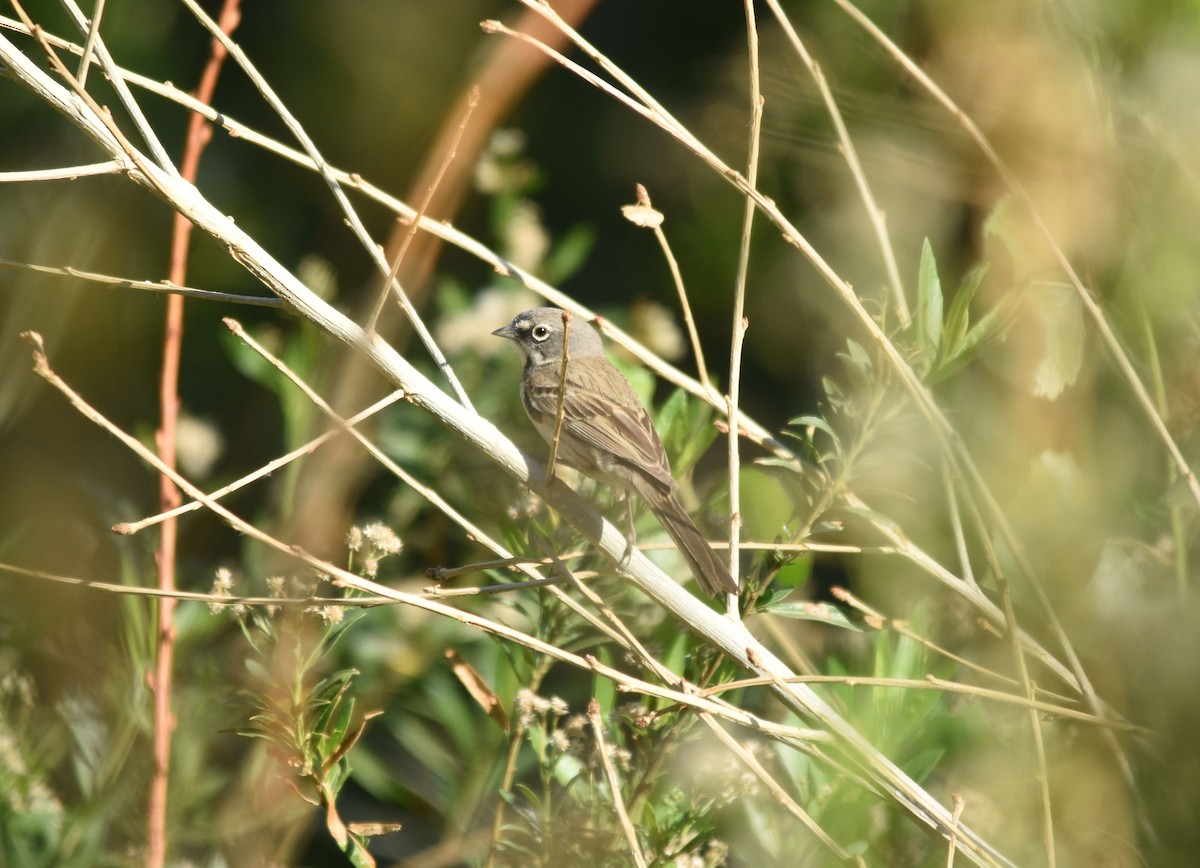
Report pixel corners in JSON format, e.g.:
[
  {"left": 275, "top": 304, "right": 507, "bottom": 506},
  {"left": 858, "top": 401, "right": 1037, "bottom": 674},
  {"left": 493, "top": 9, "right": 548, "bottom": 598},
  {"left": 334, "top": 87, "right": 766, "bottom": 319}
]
[{"left": 531, "top": 325, "right": 550, "bottom": 341}]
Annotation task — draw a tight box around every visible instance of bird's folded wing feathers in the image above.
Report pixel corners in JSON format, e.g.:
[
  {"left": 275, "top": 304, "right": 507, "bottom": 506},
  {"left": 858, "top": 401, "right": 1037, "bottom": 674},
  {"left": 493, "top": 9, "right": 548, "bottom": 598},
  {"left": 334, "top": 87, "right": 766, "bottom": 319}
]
[{"left": 525, "top": 361, "right": 676, "bottom": 492}]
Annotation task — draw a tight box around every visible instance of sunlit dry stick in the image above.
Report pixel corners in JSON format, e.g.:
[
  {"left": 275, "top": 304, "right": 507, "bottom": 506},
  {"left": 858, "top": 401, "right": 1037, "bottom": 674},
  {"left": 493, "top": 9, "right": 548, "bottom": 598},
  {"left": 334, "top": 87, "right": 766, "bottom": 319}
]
[
  {"left": 545, "top": 308, "right": 571, "bottom": 481},
  {"left": 589, "top": 699, "right": 648, "bottom": 868},
  {"left": 537, "top": 541, "right": 678, "bottom": 686},
  {"left": 996, "top": 552, "right": 1057, "bottom": 865},
  {"left": 0, "top": 552, "right": 577, "bottom": 605},
  {"left": 115, "top": 393, "right": 403, "bottom": 534},
  {"left": 0, "top": 256, "right": 284, "bottom": 307},
  {"left": 702, "top": 673, "right": 1135, "bottom": 732},
  {"left": 74, "top": 0, "right": 105, "bottom": 86},
  {"left": 0, "top": 559, "right": 393, "bottom": 608},
  {"left": 582, "top": 655, "right": 830, "bottom": 744},
  {"left": 0, "top": 160, "right": 121, "bottom": 181},
  {"left": 52, "top": 0, "right": 176, "bottom": 174},
  {"left": 425, "top": 574, "right": 586, "bottom": 597},
  {"left": 948, "top": 793, "right": 966, "bottom": 868},
  {"left": 623, "top": 184, "right": 716, "bottom": 401},
  {"left": 942, "top": 465, "right": 978, "bottom": 588},
  {"left": 531, "top": 539, "right": 658, "bottom": 672},
  {"left": 729, "top": 0, "right": 764, "bottom": 610},
  {"left": 762, "top": 0, "right": 908, "bottom": 326},
  {"left": 367, "top": 85, "right": 481, "bottom": 333},
  {"left": 830, "top": 586, "right": 1037, "bottom": 694}
]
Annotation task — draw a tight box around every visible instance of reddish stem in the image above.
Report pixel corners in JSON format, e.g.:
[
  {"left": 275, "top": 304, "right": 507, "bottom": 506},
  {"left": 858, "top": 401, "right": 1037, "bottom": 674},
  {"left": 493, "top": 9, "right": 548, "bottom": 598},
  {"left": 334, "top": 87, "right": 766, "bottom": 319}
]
[{"left": 146, "top": 3, "right": 241, "bottom": 866}]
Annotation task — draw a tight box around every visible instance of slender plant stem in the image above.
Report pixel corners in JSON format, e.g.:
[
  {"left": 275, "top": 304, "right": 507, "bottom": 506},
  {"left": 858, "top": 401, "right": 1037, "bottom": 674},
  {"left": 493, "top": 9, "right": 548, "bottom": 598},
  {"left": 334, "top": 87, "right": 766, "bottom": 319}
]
[
  {"left": 762, "top": 0, "right": 909, "bottom": 325},
  {"left": 0, "top": 257, "right": 283, "bottom": 306},
  {"left": 73, "top": 0, "right": 104, "bottom": 86},
  {"left": 546, "top": 310, "right": 571, "bottom": 480},
  {"left": 367, "top": 86, "right": 480, "bottom": 332},
  {"left": 589, "top": 699, "right": 647, "bottom": 868},
  {"left": 728, "top": 0, "right": 764, "bottom": 606},
  {"left": 147, "top": 4, "right": 239, "bottom": 865},
  {"left": 0, "top": 159, "right": 119, "bottom": 180}
]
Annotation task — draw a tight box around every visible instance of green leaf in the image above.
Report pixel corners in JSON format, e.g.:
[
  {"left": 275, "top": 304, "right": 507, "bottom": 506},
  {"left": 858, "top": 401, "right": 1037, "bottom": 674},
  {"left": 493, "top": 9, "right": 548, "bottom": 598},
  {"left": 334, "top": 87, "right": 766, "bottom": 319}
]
[
  {"left": 592, "top": 646, "right": 616, "bottom": 716},
  {"left": 787, "top": 414, "right": 841, "bottom": 453},
  {"left": 928, "top": 290, "right": 1017, "bottom": 384},
  {"left": 917, "top": 238, "right": 943, "bottom": 355},
  {"left": 656, "top": 388, "right": 717, "bottom": 477},
  {"left": 903, "top": 746, "right": 947, "bottom": 784},
  {"left": 772, "top": 555, "right": 813, "bottom": 589},
  {"left": 942, "top": 264, "right": 988, "bottom": 355}
]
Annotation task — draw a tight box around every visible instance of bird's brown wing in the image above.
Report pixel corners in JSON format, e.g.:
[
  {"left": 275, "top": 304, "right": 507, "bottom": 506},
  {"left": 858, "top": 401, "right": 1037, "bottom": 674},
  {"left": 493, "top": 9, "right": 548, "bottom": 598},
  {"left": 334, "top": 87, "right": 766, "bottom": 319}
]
[{"left": 524, "top": 357, "right": 676, "bottom": 494}]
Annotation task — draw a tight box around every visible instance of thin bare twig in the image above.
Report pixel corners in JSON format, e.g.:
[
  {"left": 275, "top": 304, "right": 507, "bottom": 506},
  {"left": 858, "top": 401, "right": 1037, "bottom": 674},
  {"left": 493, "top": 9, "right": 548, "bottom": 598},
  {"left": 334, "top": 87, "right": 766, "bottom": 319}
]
[
  {"left": 147, "top": 3, "right": 240, "bottom": 864},
  {"left": 762, "top": 0, "right": 909, "bottom": 325},
  {"left": 0, "top": 256, "right": 283, "bottom": 307},
  {"left": 53, "top": 0, "right": 177, "bottom": 173},
  {"left": 0, "top": 560, "right": 394, "bottom": 608},
  {"left": 728, "top": 0, "right": 763, "bottom": 605},
  {"left": 624, "top": 184, "right": 716, "bottom": 399},
  {"left": 948, "top": 794, "right": 966, "bottom": 868},
  {"left": 702, "top": 673, "right": 1133, "bottom": 731},
  {"left": 0, "top": 159, "right": 120, "bottom": 181},
  {"left": 114, "top": 393, "right": 404, "bottom": 534},
  {"left": 589, "top": 699, "right": 647, "bottom": 868},
  {"left": 367, "top": 85, "right": 481, "bottom": 333},
  {"left": 73, "top": 0, "right": 104, "bottom": 86},
  {"left": 545, "top": 309, "right": 571, "bottom": 480}
]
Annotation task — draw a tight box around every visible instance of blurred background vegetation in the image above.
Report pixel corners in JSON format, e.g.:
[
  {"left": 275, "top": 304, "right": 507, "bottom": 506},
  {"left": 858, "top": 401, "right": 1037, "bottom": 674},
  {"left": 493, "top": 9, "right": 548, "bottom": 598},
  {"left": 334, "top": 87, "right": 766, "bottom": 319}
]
[{"left": 2, "top": 0, "right": 1200, "bottom": 865}]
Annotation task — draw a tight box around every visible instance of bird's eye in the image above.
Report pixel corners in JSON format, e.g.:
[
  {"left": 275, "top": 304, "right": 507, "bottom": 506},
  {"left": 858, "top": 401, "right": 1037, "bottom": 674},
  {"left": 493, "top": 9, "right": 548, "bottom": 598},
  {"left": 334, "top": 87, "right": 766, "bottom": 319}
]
[{"left": 531, "top": 325, "right": 550, "bottom": 341}]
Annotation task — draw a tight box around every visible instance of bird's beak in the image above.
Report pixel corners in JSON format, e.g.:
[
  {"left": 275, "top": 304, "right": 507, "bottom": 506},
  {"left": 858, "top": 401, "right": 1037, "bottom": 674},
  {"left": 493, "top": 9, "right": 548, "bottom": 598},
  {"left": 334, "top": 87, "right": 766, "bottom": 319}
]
[{"left": 492, "top": 324, "right": 517, "bottom": 340}]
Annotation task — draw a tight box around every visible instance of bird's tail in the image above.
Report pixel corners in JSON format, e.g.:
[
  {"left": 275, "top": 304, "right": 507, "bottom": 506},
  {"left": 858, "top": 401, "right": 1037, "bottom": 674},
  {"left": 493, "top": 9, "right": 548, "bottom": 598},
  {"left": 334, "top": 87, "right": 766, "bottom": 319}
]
[{"left": 647, "top": 492, "right": 738, "bottom": 597}]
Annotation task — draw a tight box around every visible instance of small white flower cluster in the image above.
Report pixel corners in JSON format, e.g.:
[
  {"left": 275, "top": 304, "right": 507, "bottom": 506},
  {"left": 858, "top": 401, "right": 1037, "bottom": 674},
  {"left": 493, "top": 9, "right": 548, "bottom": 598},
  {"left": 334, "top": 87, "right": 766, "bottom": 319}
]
[
  {"left": 504, "top": 490, "right": 543, "bottom": 522},
  {"left": 474, "top": 128, "right": 536, "bottom": 195},
  {"left": 515, "top": 690, "right": 599, "bottom": 761},
  {"left": 515, "top": 687, "right": 569, "bottom": 730},
  {"left": 208, "top": 567, "right": 246, "bottom": 617},
  {"left": 207, "top": 569, "right": 344, "bottom": 625},
  {"left": 346, "top": 521, "right": 403, "bottom": 578}
]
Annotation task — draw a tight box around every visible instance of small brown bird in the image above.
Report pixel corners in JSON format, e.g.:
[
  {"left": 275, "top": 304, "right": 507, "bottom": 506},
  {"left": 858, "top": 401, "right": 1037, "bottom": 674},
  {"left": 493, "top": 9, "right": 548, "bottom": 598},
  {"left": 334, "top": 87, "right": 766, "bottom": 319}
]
[{"left": 493, "top": 307, "right": 737, "bottom": 597}]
